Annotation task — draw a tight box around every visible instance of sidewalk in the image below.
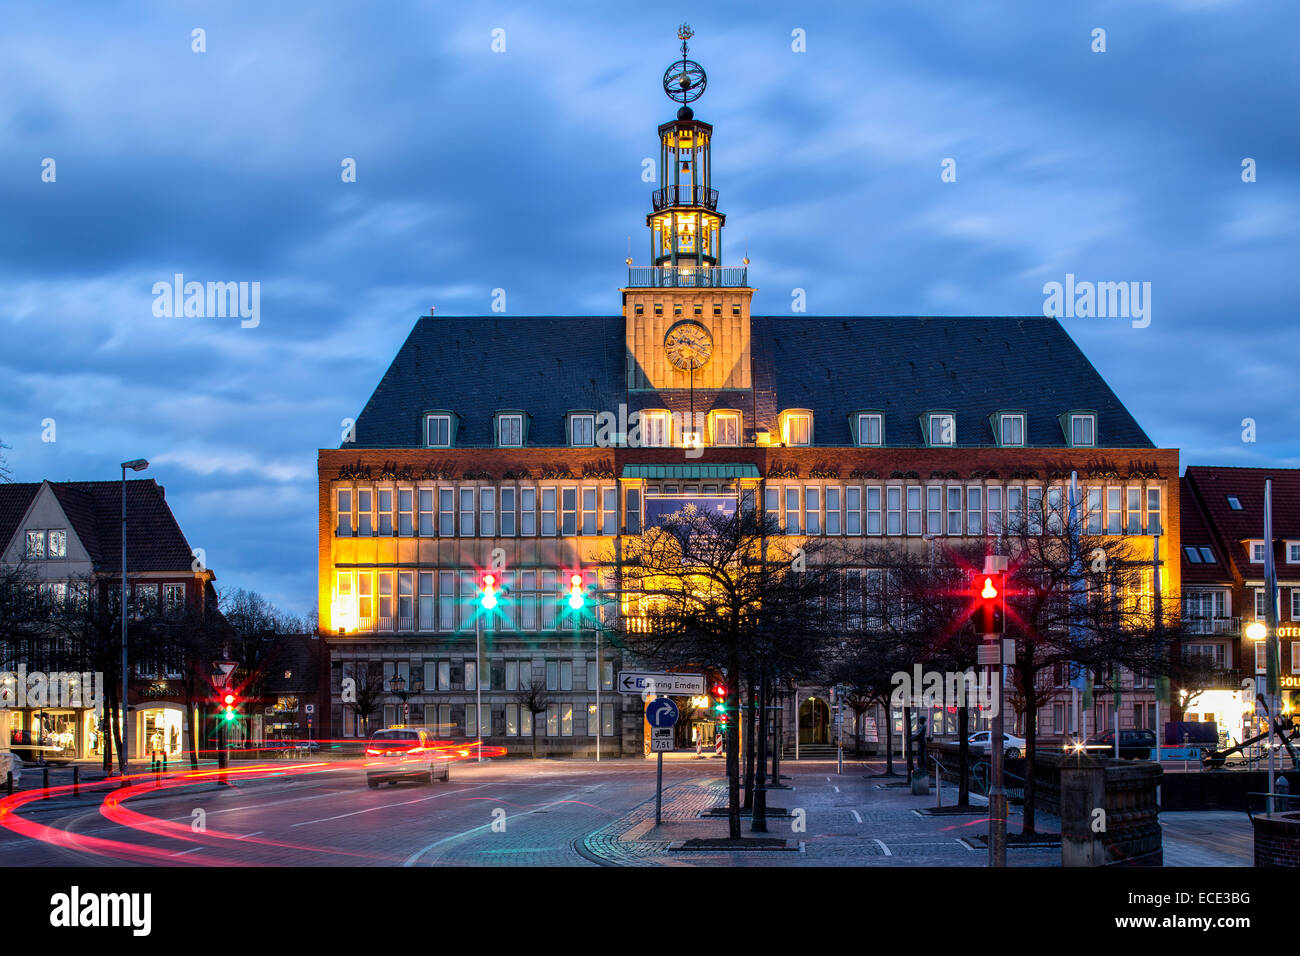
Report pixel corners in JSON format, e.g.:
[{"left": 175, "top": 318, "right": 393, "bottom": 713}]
[{"left": 581, "top": 759, "right": 1062, "bottom": 867}]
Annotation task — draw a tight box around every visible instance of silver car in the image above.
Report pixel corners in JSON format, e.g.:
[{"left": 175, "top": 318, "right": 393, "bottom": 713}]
[{"left": 365, "top": 729, "right": 451, "bottom": 788}]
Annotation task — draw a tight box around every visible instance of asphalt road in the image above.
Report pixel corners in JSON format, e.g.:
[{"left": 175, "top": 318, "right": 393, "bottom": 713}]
[{"left": 0, "top": 758, "right": 719, "bottom": 867}]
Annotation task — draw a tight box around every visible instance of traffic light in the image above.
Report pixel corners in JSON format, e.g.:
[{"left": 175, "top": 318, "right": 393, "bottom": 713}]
[
  {"left": 222, "top": 692, "right": 237, "bottom": 723},
  {"left": 568, "top": 573, "right": 585, "bottom": 610},
  {"left": 712, "top": 682, "right": 729, "bottom": 719},
  {"left": 975, "top": 573, "right": 1006, "bottom": 634},
  {"left": 480, "top": 573, "right": 498, "bottom": 610}
]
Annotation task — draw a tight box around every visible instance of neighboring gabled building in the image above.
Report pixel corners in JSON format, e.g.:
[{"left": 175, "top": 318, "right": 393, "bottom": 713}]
[
  {"left": 0, "top": 478, "right": 215, "bottom": 762},
  {"left": 1180, "top": 466, "right": 1300, "bottom": 744},
  {"left": 317, "top": 31, "right": 1180, "bottom": 756}
]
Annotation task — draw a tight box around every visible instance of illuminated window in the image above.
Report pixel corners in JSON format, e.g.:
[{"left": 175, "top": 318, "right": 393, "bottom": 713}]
[
  {"left": 640, "top": 411, "right": 669, "bottom": 447},
  {"left": 783, "top": 412, "right": 811, "bottom": 446},
  {"left": 713, "top": 411, "right": 740, "bottom": 446}
]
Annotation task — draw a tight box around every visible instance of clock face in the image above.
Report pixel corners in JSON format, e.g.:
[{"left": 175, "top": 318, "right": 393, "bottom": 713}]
[{"left": 664, "top": 320, "right": 714, "bottom": 370}]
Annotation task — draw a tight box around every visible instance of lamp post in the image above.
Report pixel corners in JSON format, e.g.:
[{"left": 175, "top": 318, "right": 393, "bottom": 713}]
[
  {"left": 389, "top": 671, "right": 423, "bottom": 727},
  {"left": 119, "top": 458, "right": 148, "bottom": 776}
]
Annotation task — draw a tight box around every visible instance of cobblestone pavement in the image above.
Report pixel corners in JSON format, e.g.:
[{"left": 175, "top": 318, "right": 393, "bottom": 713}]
[{"left": 581, "top": 758, "right": 1062, "bottom": 867}]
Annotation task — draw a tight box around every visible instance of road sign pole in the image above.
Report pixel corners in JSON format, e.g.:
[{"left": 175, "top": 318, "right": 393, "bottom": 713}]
[{"left": 656, "top": 750, "right": 663, "bottom": 825}]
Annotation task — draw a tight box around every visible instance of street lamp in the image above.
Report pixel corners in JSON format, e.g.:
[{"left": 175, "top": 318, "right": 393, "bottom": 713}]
[
  {"left": 389, "top": 671, "right": 423, "bottom": 727},
  {"left": 119, "top": 458, "right": 148, "bottom": 776}
]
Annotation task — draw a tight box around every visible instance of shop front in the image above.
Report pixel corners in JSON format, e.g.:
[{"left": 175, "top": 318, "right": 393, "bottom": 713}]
[{"left": 131, "top": 682, "right": 190, "bottom": 761}]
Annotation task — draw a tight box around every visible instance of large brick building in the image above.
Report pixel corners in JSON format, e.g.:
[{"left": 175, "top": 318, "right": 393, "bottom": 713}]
[{"left": 317, "top": 31, "right": 1179, "bottom": 755}]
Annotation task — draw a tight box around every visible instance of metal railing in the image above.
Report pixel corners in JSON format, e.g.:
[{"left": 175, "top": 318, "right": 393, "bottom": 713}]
[
  {"left": 1184, "top": 616, "right": 1240, "bottom": 635},
  {"left": 626, "top": 266, "right": 748, "bottom": 288},
  {"left": 651, "top": 185, "right": 719, "bottom": 211}
]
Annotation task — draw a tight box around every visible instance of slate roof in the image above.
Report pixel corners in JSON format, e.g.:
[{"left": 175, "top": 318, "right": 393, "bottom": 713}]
[
  {"left": 0, "top": 479, "right": 198, "bottom": 575},
  {"left": 1183, "top": 466, "right": 1300, "bottom": 578},
  {"left": 1179, "top": 477, "right": 1232, "bottom": 586},
  {"left": 349, "top": 315, "right": 1154, "bottom": 449}
]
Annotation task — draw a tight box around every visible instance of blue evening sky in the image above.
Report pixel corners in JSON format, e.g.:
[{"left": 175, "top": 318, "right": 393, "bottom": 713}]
[{"left": 2, "top": 0, "right": 1296, "bottom": 616}]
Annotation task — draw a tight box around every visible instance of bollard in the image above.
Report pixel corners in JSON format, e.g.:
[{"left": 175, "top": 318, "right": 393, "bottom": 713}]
[
  {"left": 5, "top": 771, "right": 11, "bottom": 796},
  {"left": 73, "top": 765, "right": 80, "bottom": 797},
  {"left": 1278, "top": 775, "right": 1291, "bottom": 810}
]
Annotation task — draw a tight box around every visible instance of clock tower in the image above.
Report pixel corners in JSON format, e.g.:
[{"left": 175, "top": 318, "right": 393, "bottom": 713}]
[{"left": 622, "top": 24, "right": 753, "bottom": 392}]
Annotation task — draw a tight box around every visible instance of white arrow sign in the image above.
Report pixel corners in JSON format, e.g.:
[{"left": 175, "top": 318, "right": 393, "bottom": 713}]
[{"left": 617, "top": 671, "right": 705, "bottom": 696}]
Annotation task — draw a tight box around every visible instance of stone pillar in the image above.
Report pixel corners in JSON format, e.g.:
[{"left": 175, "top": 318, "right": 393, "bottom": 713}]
[{"left": 1061, "top": 759, "right": 1107, "bottom": 866}]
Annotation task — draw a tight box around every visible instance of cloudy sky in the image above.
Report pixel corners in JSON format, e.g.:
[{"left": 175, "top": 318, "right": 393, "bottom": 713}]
[{"left": 2, "top": 0, "right": 1296, "bottom": 617}]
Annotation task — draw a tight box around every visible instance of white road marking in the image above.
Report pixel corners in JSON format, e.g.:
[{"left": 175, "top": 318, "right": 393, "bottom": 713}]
[
  {"left": 292, "top": 784, "right": 493, "bottom": 828},
  {"left": 833, "top": 786, "right": 840, "bottom": 793},
  {"left": 849, "top": 809, "right": 862, "bottom": 823},
  {"left": 235, "top": 831, "right": 264, "bottom": 840},
  {"left": 873, "top": 838, "right": 892, "bottom": 856},
  {"left": 170, "top": 846, "right": 203, "bottom": 857}
]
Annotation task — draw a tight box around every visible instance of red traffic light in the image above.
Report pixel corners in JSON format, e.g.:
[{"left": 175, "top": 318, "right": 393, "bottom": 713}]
[
  {"left": 712, "top": 683, "right": 727, "bottom": 698},
  {"left": 223, "top": 693, "right": 235, "bottom": 706},
  {"left": 480, "top": 573, "right": 498, "bottom": 610},
  {"left": 975, "top": 572, "right": 1006, "bottom": 634}
]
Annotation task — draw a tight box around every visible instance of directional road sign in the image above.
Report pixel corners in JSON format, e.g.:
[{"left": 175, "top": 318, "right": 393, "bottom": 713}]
[
  {"left": 618, "top": 671, "right": 704, "bottom": 696},
  {"left": 645, "top": 697, "right": 679, "bottom": 728}
]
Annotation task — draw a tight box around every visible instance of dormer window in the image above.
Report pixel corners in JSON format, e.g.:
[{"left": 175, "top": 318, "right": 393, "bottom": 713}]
[
  {"left": 780, "top": 411, "right": 812, "bottom": 446},
  {"left": 926, "top": 413, "right": 955, "bottom": 447},
  {"left": 425, "top": 413, "right": 452, "bottom": 448},
  {"left": 854, "top": 413, "right": 883, "bottom": 447},
  {"left": 569, "top": 412, "right": 596, "bottom": 447},
  {"left": 997, "top": 413, "right": 1025, "bottom": 447},
  {"left": 639, "top": 410, "right": 670, "bottom": 447},
  {"left": 497, "top": 413, "right": 524, "bottom": 447},
  {"left": 711, "top": 410, "right": 740, "bottom": 446},
  {"left": 1066, "top": 412, "right": 1096, "bottom": 447},
  {"left": 1249, "top": 540, "right": 1266, "bottom": 563}
]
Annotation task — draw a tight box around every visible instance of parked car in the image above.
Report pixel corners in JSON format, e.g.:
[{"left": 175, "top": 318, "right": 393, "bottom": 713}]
[
  {"left": 967, "top": 730, "right": 1026, "bottom": 759},
  {"left": 364, "top": 729, "right": 450, "bottom": 788},
  {"left": 1070, "top": 728, "right": 1157, "bottom": 759}
]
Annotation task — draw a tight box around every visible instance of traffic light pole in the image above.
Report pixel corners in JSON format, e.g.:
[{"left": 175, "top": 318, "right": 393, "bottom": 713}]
[
  {"left": 987, "top": 633, "right": 1006, "bottom": 868},
  {"left": 475, "top": 613, "right": 484, "bottom": 762}
]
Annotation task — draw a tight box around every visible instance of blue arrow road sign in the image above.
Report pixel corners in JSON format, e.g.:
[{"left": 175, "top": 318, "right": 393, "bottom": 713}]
[{"left": 646, "top": 697, "right": 679, "bottom": 728}]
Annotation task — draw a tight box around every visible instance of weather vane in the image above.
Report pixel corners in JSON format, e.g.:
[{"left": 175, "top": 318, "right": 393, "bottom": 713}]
[{"left": 663, "top": 23, "right": 706, "bottom": 105}]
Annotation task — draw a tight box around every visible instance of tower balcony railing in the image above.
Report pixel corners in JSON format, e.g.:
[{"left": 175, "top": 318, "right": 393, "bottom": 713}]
[
  {"left": 652, "top": 185, "right": 719, "bottom": 211},
  {"left": 627, "top": 266, "right": 748, "bottom": 288}
]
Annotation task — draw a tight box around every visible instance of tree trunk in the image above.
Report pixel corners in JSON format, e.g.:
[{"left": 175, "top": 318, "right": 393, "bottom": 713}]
[
  {"left": 770, "top": 688, "right": 783, "bottom": 786},
  {"left": 902, "top": 704, "right": 913, "bottom": 776},
  {"left": 726, "top": 653, "right": 741, "bottom": 840},
  {"left": 742, "top": 676, "right": 756, "bottom": 810},
  {"left": 101, "top": 704, "right": 113, "bottom": 774},
  {"left": 957, "top": 704, "right": 970, "bottom": 806},
  {"left": 111, "top": 688, "right": 126, "bottom": 776},
  {"left": 1021, "top": 663, "right": 1039, "bottom": 835},
  {"left": 883, "top": 701, "right": 895, "bottom": 775},
  {"left": 752, "top": 673, "right": 769, "bottom": 832}
]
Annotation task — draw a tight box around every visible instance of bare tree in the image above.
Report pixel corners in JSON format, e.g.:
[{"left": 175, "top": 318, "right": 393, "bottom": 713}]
[
  {"left": 346, "top": 661, "right": 384, "bottom": 739},
  {"left": 512, "top": 676, "right": 552, "bottom": 758},
  {"left": 607, "top": 506, "right": 837, "bottom": 840}
]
